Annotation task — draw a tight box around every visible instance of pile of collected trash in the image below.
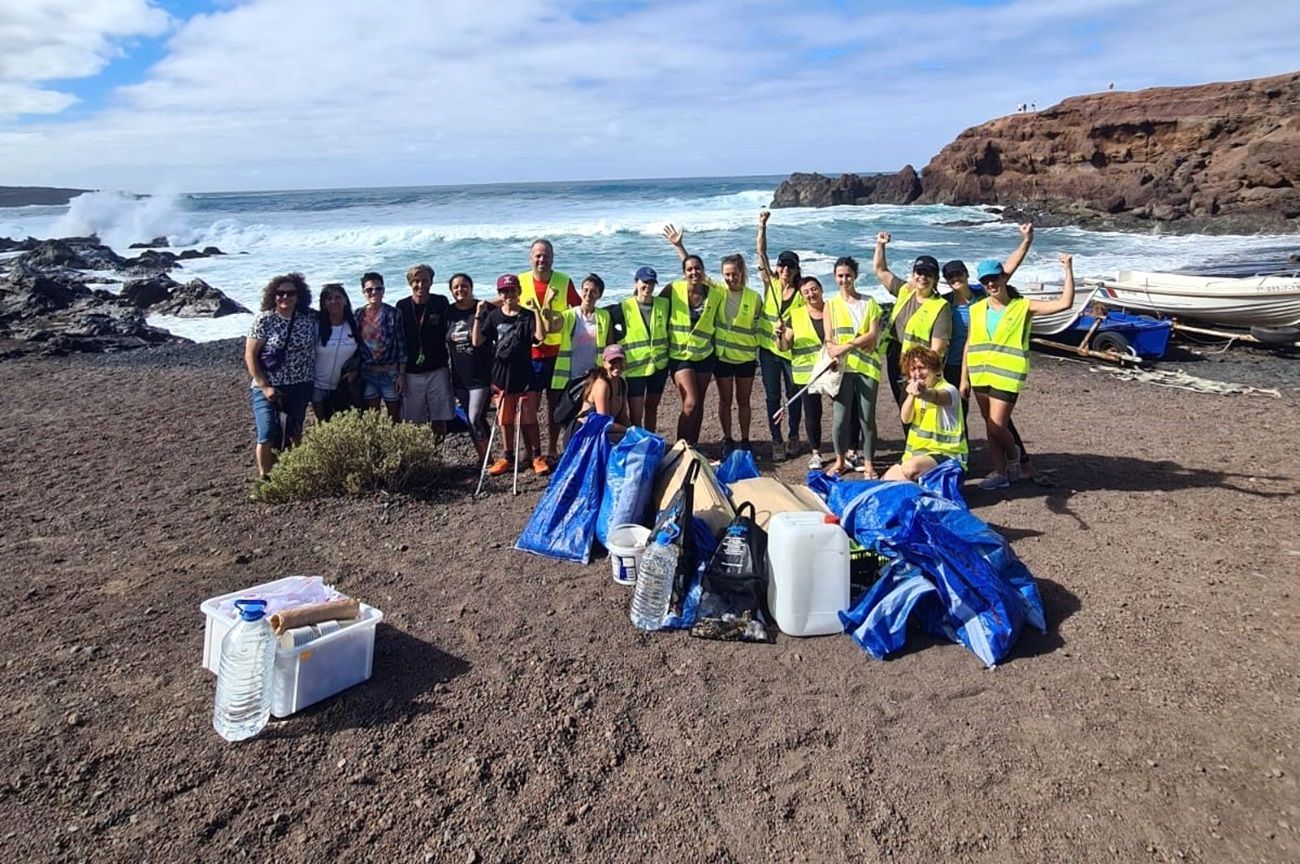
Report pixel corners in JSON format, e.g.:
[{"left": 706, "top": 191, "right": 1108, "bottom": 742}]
[{"left": 517, "top": 417, "right": 1047, "bottom": 667}]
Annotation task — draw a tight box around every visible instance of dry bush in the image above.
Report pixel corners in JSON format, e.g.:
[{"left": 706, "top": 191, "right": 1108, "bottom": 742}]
[{"left": 255, "top": 409, "right": 444, "bottom": 503}]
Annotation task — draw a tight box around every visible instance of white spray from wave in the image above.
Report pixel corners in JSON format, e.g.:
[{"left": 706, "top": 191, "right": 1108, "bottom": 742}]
[{"left": 51, "top": 190, "right": 184, "bottom": 251}]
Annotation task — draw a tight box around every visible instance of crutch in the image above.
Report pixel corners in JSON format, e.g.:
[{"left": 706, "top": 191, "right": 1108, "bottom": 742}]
[
  {"left": 771, "top": 360, "right": 835, "bottom": 425},
  {"left": 512, "top": 403, "right": 523, "bottom": 496},
  {"left": 473, "top": 416, "right": 498, "bottom": 498}
]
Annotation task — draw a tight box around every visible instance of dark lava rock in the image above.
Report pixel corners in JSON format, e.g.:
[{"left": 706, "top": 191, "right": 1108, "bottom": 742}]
[
  {"left": 147, "top": 278, "right": 249, "bottom": 318},
  {"left": 771, "top": 166, "right": 922, "bottom": 208},
  {"left": 128, "top": 236, "right": 170, "bottom": 249},
  {"left": 120, "top": 249, "right": 179, "bottom": 271},
  {"left": 121, "top": 274, "right": 182, "bottom": 308}
]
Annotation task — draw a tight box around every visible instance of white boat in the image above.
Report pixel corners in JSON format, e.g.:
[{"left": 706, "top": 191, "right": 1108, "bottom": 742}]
[
  {"left": 1021, "top": 283, "right": 1102, "bottom": 337},
  {"left": 1092, "top": 270, "right": 1300, "bottom": 330}
]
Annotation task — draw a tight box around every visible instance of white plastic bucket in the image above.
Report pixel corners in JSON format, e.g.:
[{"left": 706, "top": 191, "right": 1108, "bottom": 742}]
[{"left": 607, "top": 523, "right": 652, "bottom": 586}]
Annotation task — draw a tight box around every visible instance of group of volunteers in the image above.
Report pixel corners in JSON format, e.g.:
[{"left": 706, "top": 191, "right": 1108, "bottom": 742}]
[{"left": 243, "top": 212, "right": 1076, "bottom": 490}]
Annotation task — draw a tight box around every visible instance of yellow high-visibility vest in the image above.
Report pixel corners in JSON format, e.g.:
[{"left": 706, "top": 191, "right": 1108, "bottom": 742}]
[
  {"left": 788, "top": 305, "right": 823, "bottom": 386},
  {"left": 713, "top": 287, "right": 761, "bottom": 363},
  {"left": 619, "top": 296, "right": 669, "bottom": 377},
  {"left": 887, "top": 284, "right": 949, "bottom": 352},
  {"left": 667, "top": 279, "right": 723, "bottom": 362},
  {"left": 550, "top": 307, "right": 611, "bottom": 388},
  {"left": 825, "top": 294, "right": 883, "bottom": 381},
  {"left": 967, "top": 297, "right": 1030, "bottom": 393},
  {"left": 518, "top": 270, "right": 572, "bottom": 350},
  {"left": 903, "top": 385, "right": 968, "bottom": 465},
  {"left": 757, "top": 277, "right": 804, "bottom": 361}
]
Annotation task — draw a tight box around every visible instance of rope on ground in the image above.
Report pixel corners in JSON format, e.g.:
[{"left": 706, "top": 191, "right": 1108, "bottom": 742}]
[{"left": 1092, "top": 365, "right": 1282, "bottom": 397}]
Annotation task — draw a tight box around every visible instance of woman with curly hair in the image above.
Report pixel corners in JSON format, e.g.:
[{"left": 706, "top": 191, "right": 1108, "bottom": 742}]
[{"left": 244, "top": 273, "right": 318, "bottom": 481}]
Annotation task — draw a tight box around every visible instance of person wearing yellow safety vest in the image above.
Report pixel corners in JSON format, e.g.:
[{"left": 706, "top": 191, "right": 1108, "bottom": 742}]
[
  {"left": 776, "top": 276, "right": 831, "bottom": 471},
  {"left": 871, "top": 232, "right": 953, "bottom": 410},
  {"left": 882, "top": 346, "right": 967, "bottom": 482},
  {"left": 756, "top": 209, "right": 805, "bottom": 461},
  {"left": 658, "top": 231, "right": 723, "bottom": 445},
  {"left": 664, "top": 224, "right": 761, "bottom": 456},
  {"left": 540, "top": 273, "right": 611, "bottom": 391},
  {"left": 823, "top": 257, "right": 885, "bottom": 479},
  {"left": 617, "top": 266, "right": 670, "bottom": 433},
  {"left": 518, "top": 238, "right": 580, "bottom": 471},
  {"left": 962, "top": 253, "right": 1076, "bottom": 491}
]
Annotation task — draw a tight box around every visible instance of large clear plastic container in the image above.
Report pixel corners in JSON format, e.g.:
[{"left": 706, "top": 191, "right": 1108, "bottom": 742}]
[
  {"left": 766, "top": 511, "right": 850, "bottom": 637},
  {"left": 212, "top": 599, "right": 276, "bottom": 741}
]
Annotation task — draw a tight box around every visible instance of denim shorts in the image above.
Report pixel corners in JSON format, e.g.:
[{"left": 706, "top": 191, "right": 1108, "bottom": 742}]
[
  {"left": 251, "top": 381, "right": 313, "bottom": 446},
  {"left": 362, "top": 368, "right": 401, "bottom": 402}
]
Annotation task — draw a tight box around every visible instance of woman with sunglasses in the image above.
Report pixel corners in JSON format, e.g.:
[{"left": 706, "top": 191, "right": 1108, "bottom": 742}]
[
  {"left": 244, "top": 273, "right": 318, "bottom": 481},
  {"left": 755, "top": 209, "right": 805, "bottom": 460},
  {"left": 871, "top": 232, "right": 953, "bottom": 409},
  {"left": 355, "top": 271, "right": 406, "bottom": 420},
  {"left": 963, "top": 253, "right": 1076, "bottom": 490}
]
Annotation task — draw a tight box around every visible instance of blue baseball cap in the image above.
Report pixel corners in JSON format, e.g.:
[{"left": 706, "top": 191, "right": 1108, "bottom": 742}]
[
  {"left": 635, "top": 266, "right": 657, "bottom": 283},
  {"left": 976, "top": 260, "right": 1006, "bottom": 282}
]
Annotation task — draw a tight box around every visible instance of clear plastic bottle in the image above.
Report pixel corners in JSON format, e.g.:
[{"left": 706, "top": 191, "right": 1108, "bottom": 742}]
[
  {"left": 629, "top": 528, "right": 680, "bottom": 631},
  {"left": 212, "top": 598, "right": 277, "bottom": 742}
]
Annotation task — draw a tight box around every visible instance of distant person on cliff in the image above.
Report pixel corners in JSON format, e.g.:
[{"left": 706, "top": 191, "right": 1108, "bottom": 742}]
[
  {"left": 616, "top": 267, "right": 670, "bottom": 432},
  {"left": 244, "top": 273, "right": 318, "bottom": 481},
  {"left": 883, "top": 346, "right": 966, "bottom": 482},
  {"left": 756, "top": 209, "right": 805, "bottom": 461},
  {"left": 397, "top": 263, "right": 453, "bottom": 437},
  {"left": 664, "top": 226, "right": 760, "bottom": 453},
  {"left": 473, "top": 275, "right": 548, "bottom": 477},
  {"left": 444, "top": 273, "right": 492, "bottom": 461},
  {"left": 871, "top": 233, "right": 953, "bottom": 413},
  {"left": 518, "top": 239, "right": 581, "bottom": 473},
  {"left": 962, "top": 253, "right": 1077, "bottom": 490},
  {"left": 660, "top": 227, "right": 722, "bottom": 446},
  {"left": 312, "top": 282, "right": 361, "bottom": 422},
  {"left": 355, "top": 272, "right": 406, "bottom": 420},
  {"left": 942, "top": 223, "right": 1035, "bottom": 478}
]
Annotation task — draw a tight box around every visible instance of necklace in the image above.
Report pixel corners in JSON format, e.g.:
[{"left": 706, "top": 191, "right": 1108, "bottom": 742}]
[{"left": 412, "top": 301, "right": 428, "bottom": 367}]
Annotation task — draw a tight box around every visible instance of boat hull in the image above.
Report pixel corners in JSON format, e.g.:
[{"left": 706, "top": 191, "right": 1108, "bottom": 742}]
[{"left": 1096, "top": 271, "right": 1300, "bottom": 329}]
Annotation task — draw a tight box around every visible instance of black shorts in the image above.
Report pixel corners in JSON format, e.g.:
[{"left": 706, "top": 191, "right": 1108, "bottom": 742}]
[
  {"left": 626, "top": 368, "right": 668, "bottom": 398},
  {"left": 668, "top": 355, "right": 715, "bottom": 376},
  {"left": 527, "top": 356, "right": 556, "bottom": 393},
  {"left": 713, "top": 358, "right": 757, "bottom": 379},
  {"left": 973, "top": 384, "right": 1019, "bottom": 405}
]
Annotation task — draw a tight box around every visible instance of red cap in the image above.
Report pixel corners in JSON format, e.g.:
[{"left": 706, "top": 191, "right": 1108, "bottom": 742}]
[{"left": 496, "top": 274, "right": 521, "bottom": 292}]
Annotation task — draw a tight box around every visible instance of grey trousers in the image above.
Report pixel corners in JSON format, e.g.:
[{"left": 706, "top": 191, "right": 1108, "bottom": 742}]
[{"left": 832, "top": 372, "right": 878, "bottom": 460}]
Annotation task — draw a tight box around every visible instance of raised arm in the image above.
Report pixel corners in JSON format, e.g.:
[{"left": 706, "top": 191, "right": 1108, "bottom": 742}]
[
  {"left": 471, "top": 301, "right": 489, "bottom": 348},
  {"left": 1003, "top": 223, "right": 1034, "bottom": 277},
  {"left": 1028, "top": 254, "right": 1077, "bottom": 316},
  {"left": 756, "top": 209, "right": 775, "bottom": 288},
  {"left": 663, "top": 224, "right": 688, "bottom": 264},
  {"left": 872, "top": 231, "right": 904, "bottom": 295}
]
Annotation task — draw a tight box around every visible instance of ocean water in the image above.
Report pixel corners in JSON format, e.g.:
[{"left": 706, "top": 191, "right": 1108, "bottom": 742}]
[{"left": 2, "top": 176, "right": 1294, "bottom": 341}]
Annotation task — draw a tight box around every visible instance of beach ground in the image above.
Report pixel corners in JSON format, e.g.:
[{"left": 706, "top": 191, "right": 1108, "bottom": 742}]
[{"left": 1, "top": 339, "right": 1297, "bottom": 863}]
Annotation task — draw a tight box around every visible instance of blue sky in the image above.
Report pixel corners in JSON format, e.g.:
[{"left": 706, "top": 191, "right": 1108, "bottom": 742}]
[{"left": 1, "top": 0, "right": 1297, "bottom": 192}]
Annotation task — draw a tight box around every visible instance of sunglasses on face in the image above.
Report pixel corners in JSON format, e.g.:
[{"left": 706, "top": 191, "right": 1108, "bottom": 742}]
[
  {"left": 364, "top": 287, "right": 384, "bottom": 295},
  {"left": 275, "top": 290, "right": 297, "bottom": 299}
]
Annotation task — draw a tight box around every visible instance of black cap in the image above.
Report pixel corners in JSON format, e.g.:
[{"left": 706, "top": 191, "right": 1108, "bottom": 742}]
[
  {"left": 912, "top": 255, "right": 940, "bottom": 276},
  {"left": 776, "top": 250, "right": 800, "bottom": 268}
]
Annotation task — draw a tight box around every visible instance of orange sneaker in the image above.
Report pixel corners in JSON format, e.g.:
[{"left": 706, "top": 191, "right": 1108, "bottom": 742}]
[
  {"left": 487, "top": 457, "right": 511, "bottom": 476},
  {"left": 532, "top": 456, "right": 551, "bottom": 476}
]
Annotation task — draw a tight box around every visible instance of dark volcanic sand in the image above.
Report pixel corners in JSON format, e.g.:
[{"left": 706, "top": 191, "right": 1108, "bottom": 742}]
[{"left": 1, "top": 340, "right": 1297, "bottom": 863}]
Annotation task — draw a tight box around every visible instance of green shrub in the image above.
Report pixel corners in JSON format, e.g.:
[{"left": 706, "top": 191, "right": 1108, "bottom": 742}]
[{"left": 255, "top": 409, "right": 444, "bottom": 503}]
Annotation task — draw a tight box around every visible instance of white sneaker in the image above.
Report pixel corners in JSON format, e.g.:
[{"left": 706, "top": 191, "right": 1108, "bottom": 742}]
[
  {"left": 846, "top": 451, "right": 864, "bottom": 471},
  {"left": 979, "top": 472, "right": 1010, "bottom": 490},
  {"left": 807, "top": 452, "right": 823, "bottom": 470},
  {"left": 772, "top": 440, "right": 787, "bottom": 462},
  {"left": 1006, "top": 446, "right": 1022, "bottom": 483}
]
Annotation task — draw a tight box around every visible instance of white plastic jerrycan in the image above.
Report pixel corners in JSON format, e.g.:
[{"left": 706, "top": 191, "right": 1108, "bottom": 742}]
[{"left": 766, "top": 511, "right": 851, "bottom": 637}]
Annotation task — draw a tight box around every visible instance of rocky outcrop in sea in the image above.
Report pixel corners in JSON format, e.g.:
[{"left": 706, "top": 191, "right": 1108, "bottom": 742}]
[
  {"left": 772, "top": 71, "right": 1300, "bottom": 235},
  {"left": 0, "top": 237, "right": 246, "bottom": 358}
]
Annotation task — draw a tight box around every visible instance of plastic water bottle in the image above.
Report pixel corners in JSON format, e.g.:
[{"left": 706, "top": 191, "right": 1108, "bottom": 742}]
[
  {"left": 212, "top": 599, "right": 277, "bottom": 742},
  {"left": 629, "top": 529, "right": 680, "bottom": 630}
]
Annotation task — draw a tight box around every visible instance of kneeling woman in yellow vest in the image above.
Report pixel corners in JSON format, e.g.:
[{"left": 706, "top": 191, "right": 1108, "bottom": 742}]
[
  {"left": 617, "top": 266, "right": 670, "bottom": 433},
  {"left": 824, "top": 258, "right": 885, "bottom": 479},
  {"left": 962, "top": 253, "right": 1076, "bottom": 491},
  {"left": 661, "top": 249, "right": 723, "bottom": 446},
  {"left": 542, "top": 273, "right": 611, "bottom": 391},
  {"left": 883, "top": 346, "right": 967, "bottom": 482}
]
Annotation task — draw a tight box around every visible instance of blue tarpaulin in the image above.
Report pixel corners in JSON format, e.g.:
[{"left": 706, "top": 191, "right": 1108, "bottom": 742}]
[
  {"left": 812, "top": 468, "right": 1046, "bottom": 667},
  {"left": 515, "top": 415, "right": 612, "bottom": 564},
  {"left": 714, "top": 448, "right": 760, "bottom": 492}
]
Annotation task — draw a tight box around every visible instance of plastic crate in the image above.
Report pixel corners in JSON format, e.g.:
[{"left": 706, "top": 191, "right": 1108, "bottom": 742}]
[{"left": 200, "top": 577, "right": 382, "bottom": 718}]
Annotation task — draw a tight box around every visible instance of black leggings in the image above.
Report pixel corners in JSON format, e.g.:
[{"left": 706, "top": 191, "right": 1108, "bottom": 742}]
[
  {"left": 802, "top": 392, "right": 824, "bottom": 451},
  {"left": 944, "top": 363, "right": 1029, "bottom": 460}
]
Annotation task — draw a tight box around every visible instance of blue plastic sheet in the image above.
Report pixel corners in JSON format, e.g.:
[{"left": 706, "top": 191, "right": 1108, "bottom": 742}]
[
  {"left": 715, "top": 448, "right": 760, "bottom": 491},
  {"left": 595, "top": 426, "right": 666, "bottom": 547},
  {"left": 819, "top": 476, "right": 1046, "bottom": 667},
  {"left": 515, "top": 415, "right": 612, "bottom": 564}
]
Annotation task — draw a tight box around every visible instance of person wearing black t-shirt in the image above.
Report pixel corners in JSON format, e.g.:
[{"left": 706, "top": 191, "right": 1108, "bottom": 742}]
[
  {"left": 472, "top": 275, "right": 548, "bottom": 477},
  {"left": 445, "top": 272, "right": 493, "bottom": 459},
  {"left": 396, "top": 263, "right": 453, "bottom": 435}
]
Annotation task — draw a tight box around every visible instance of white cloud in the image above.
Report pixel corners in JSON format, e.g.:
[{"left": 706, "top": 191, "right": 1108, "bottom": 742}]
[
  {"left": 0, "top": 0, "right": 171, "bottom": 117},
  {"left": 0, "top": 0, "right": 1297, "bottom": 190}
]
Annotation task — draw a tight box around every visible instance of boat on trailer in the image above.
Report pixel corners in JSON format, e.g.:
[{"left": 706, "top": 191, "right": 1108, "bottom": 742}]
[
  {"left": 1091, "top": 270, "right": 1300, "bottom": 331},
  {"left": 1021, "top": 283, "right": 1171, "bottom": 360}
]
